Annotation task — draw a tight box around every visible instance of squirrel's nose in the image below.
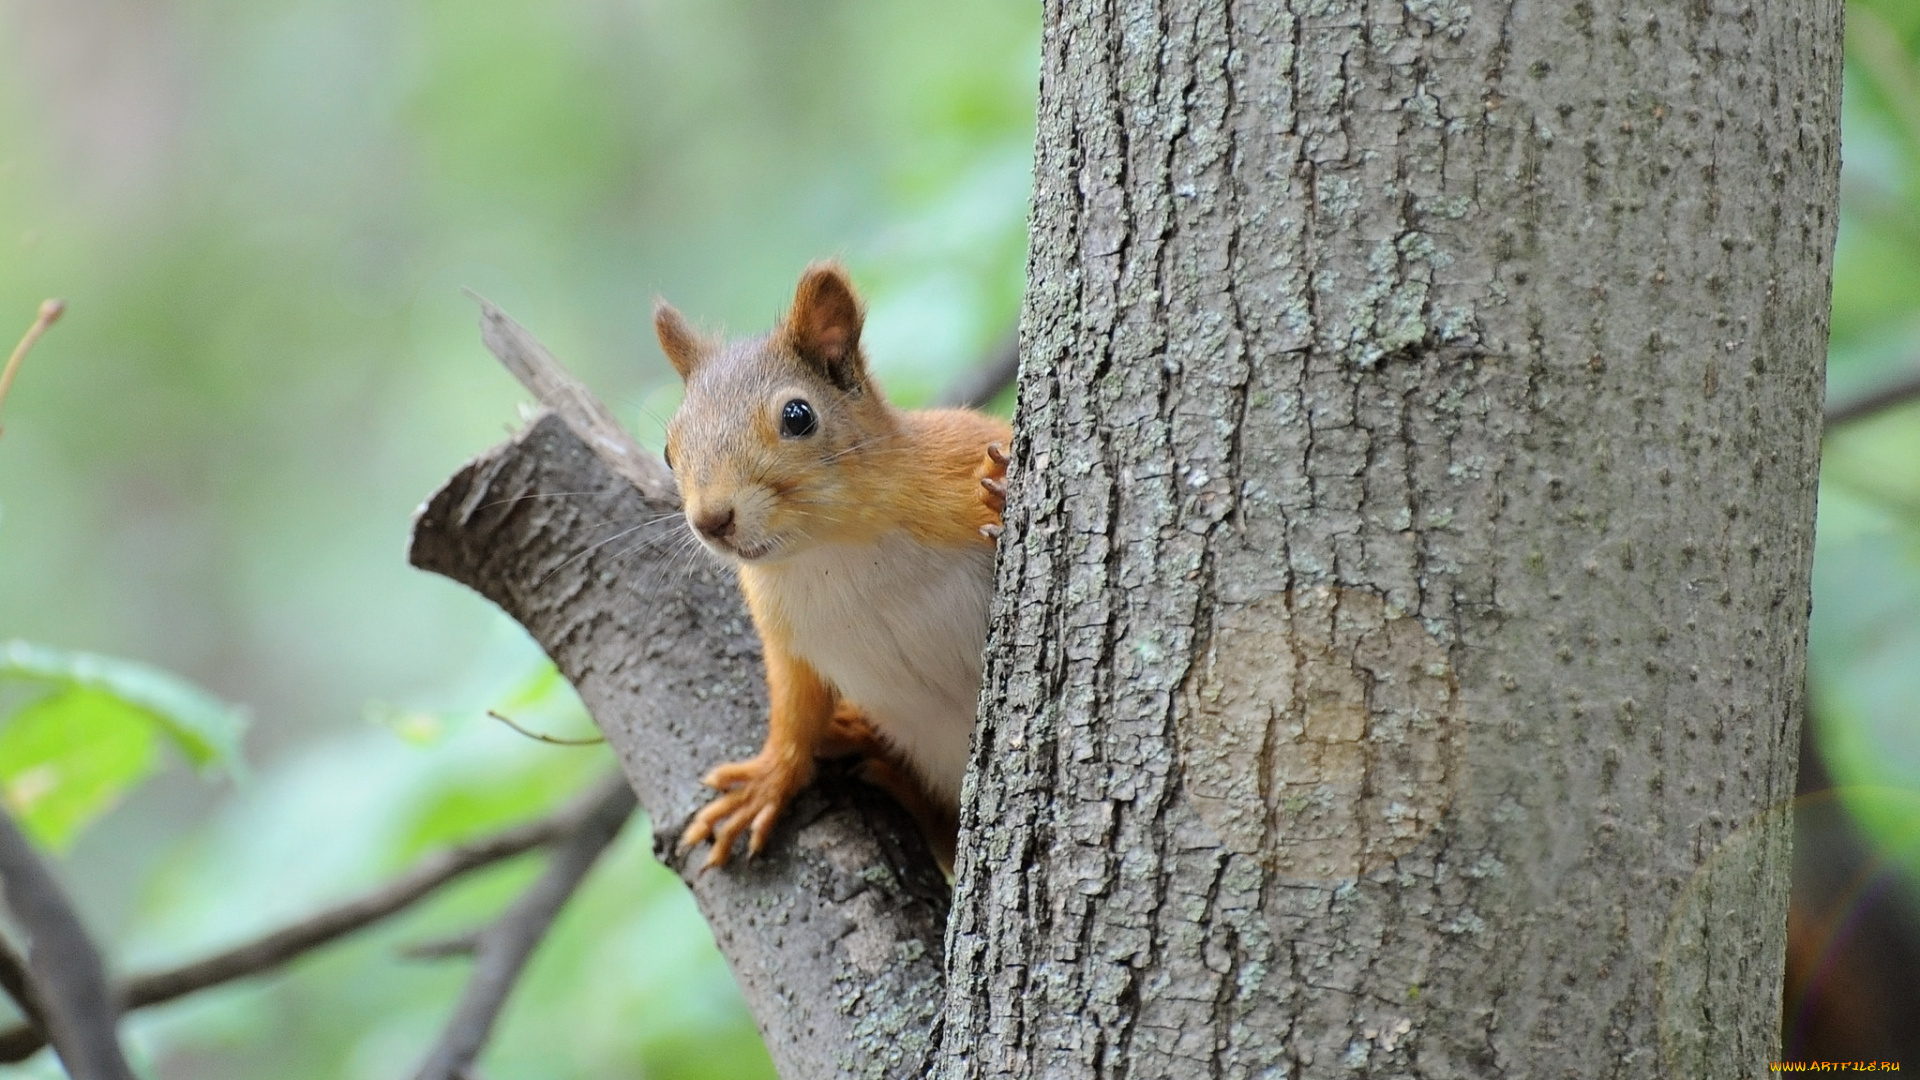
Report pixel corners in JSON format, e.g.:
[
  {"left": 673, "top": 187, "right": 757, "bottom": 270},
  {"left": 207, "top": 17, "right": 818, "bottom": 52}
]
[{"left": 693, "top": 507, "right": 736, "bottom": 542}]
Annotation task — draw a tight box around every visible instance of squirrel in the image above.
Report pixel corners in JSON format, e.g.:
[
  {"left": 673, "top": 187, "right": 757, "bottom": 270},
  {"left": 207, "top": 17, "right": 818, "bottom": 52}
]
[{"left": 655, "top": 262, "right": 1011, "bottom": 871}]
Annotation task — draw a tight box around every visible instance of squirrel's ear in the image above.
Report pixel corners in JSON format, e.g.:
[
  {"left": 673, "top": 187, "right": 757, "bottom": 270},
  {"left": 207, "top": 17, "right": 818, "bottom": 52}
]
[
  {"left": 785, "top": 262, "right": 866, "bottom": 391},
  {"left": 654, "top": 300, "right": 706, "bottom": 380}
]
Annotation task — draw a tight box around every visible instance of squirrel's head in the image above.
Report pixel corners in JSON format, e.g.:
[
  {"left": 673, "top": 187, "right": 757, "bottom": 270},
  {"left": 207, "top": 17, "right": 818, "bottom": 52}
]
[{"left": 656, "top": 261, "right": 901, "bottom": 564}]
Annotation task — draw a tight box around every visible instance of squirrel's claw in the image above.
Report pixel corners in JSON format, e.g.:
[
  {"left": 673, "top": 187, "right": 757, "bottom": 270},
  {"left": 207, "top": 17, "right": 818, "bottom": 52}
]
[
  {"left": 748, "top": 803, "right": 783, "bottom": 856},
  {"left": 679, "top": 752, "right": 811, "bottom": 868},
  {"left": 977, "top": 442, "right": 1011, "bottom": 522},
  {"left": 705, "top": 806, "right": 755, "bottom": 869}
]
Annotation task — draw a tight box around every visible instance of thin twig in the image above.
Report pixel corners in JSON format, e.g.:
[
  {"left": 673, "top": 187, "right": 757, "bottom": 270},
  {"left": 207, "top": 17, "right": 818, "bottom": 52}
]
[
  {"left": 0, "top": 773, "right": 632, "bottom": 1064},
  {"left": 1825, "top": 367, "right": 1920, "bottom": 429},
  {"left": 487, "top": 710, "right": 605, "bottom": 746},
  {"left": 412, "top": 777, "right": 638, "bottom": 1080},
  {"left": 0, "top": 807, "right": 135, "bottom": 1080},
  {"left": 0, "top": 299, "right": 64, "bottom": 439}
]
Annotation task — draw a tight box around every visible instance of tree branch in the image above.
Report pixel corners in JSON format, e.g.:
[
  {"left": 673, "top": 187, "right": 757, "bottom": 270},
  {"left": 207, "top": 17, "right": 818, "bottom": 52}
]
[
  {"left": 936, "top": 332, "right": 1018, "bottom": 410},
  {"left": 0, "top": 808, "right": 135, "bottom": 1080},
  {"left": 1825, "top": 366, "right": 1920, "bottom": 429},
  {"left": 0, "top": 773, "right": 621, "bottom": 1064},
  {"left": 406, "top": 299, "right": 949, "bottom": 1080},
  {"left": 0, "top": 932, "right": 44, "bottom": 1038},
  {"left": 412, "top": 777, "right": 636, "bottom": 1080}
]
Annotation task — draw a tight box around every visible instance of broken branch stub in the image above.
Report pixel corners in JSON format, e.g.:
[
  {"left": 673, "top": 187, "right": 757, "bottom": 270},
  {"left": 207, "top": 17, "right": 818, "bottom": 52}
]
[{"left": 407, "top": 300, "right": 948, "bottom": 1080}]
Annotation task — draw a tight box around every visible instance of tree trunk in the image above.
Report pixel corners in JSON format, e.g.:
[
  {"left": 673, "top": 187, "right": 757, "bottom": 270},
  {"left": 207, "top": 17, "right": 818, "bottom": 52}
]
[{"left": 940, "top": 0, "right": 1841, "bottom": 1076}]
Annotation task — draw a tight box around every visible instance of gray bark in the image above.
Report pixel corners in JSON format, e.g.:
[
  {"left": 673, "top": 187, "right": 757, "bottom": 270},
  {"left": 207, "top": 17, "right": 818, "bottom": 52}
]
[
  {"left": 408, "top": 305, "right": 949, "bottom": 1080},
  {"left": 941, "top": 1, "right": 1841, "bottom": 1078}
]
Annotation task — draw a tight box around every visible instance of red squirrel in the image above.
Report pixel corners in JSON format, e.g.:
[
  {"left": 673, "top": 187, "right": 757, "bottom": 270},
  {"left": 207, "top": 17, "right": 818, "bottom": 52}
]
[{"left": 656, "top": 262, "right": 1010, "bottom": 870}]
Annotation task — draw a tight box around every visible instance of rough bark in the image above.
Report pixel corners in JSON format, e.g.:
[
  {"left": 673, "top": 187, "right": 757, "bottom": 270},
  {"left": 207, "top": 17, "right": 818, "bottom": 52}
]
[
  {"left": 409, "top": 305, "right": 949, "bottom": 1080},
  {"left": 941, "top": 1, "right": 1841, "bottom": 1078}
]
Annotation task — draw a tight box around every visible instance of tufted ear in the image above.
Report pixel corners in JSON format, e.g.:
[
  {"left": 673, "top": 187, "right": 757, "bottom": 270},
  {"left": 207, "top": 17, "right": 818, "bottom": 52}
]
[
  {"left": 783, "top": 262, "right": 867, "bottom": 391},
  {"left": 654, "top": 300, "right": 707, "bottom": 381}
]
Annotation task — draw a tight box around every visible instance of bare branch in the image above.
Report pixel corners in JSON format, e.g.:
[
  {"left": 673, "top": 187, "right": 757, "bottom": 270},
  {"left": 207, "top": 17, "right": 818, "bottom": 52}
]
[
  {"left": 397, "top": 931, "right": 483, "bottom": 962},
  {"left": 0, "top": 932, "right": 44, "bottom": 1038},
  {"left": 936, "top": 331, "right": 1019, "bottom": 410},
  {"left": 0, "top": 807, "right": 135, "bottom": 1080},
  {"left": 412, "top": 778, "right": 637, "bottom": 1080},
  {"left": 0, "top": 1018, "right": 42, "bottom": 1061},
  {"left": 410, "top": 298, "right": 950, "bottom": 1080},
  {"left": 466, "top": 292, "right": 665, "bottom": 493},
  {"left": 125, "top": 775, "right": 618, "bottom": 1008},
  {"left": 1825, "top": 366, "right": 1920, "bottom": 429},
  {"left": 0, "top": 774, "right": 624, "bottom": 1065}
]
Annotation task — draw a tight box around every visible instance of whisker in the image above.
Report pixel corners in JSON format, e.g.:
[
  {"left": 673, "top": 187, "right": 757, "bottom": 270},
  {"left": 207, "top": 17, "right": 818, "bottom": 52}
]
[
  {"left": 632, "top": 399, "right": 678, "bottom": 434},
  {"left": 473, "top": 490, "right": 617, "bottom": 512},
  {"left": 818, "top": 431, "right": 907, "bottom": 466},
  {"left": 629, "top": 526, "right": 700, "bottom": 564},
  {"left": 562, "top": 513, "right": 687, "bottom": 549},
  {"left": 536, "top": 520, "right": 673, "bottom": 586},
  {"left": 593, "top": 528, "right": 707, "bottom": 601},
  {"left": 672, "top": 532, "right": 715, "bottom": 580},
  {"left": 607, "top": 531, "right": 707, "bottom": 600}
]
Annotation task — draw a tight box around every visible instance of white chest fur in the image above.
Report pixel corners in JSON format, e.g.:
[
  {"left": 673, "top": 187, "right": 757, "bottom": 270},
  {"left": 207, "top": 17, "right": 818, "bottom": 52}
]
[{"left": 751, "top": 533, "right": 996, "bottom": 803}]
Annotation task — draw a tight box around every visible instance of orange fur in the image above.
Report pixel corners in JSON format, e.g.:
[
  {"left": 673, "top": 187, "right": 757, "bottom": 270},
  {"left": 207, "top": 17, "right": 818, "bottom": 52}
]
[{"left": 663, "top": 263, "right": 1011, "bottom": 870}]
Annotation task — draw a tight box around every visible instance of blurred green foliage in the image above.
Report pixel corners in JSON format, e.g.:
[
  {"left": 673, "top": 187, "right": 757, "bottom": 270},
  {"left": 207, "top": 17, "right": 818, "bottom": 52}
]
[
  {"left": 0, "top": 0, "right": 1034, "bottom": 1075},
  {"left": 4, "top": 0, "right": 1920, "bottom": 1075},
  {"left": 1815, "top": 0, "right": 1920, "bottom": 882},
  {"left": 0, "top": 634, "right": 251, "bottom": 853},
  {"left": 0, "top": 687, "right": 164, "bottom": 852},
  {"left": 1, "top": 641, "right": 247, "bottom": 771}
]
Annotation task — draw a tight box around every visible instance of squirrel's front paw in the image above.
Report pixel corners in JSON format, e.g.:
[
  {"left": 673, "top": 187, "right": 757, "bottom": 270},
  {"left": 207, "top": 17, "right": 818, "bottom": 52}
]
[
  {"left": 678, "top": 751, "right": 813, "bottom": 869},
  {"left": 977, "top": 442, "right": 1010, "bottom": 539}
]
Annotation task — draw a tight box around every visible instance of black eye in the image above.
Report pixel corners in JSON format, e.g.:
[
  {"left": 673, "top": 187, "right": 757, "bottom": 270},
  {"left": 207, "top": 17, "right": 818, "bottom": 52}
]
[
  {"left": 780, "top": 399, "right": 818, "bottom": 438},
  {"left": 661, "top": 444, "right": 674, "bottom": 471}
]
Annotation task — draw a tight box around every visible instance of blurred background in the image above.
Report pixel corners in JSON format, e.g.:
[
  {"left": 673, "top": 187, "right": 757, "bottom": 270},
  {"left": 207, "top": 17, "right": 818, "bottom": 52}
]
[
  {"left": 0, "top": 0, "right": 1033, "bottom": 1075},
  {"left": 0, "top": 0, "right": 1915, "bottom": 1074},
  {"left": 1792, "top": 0, "right": 1920, "bottom": 1062}
]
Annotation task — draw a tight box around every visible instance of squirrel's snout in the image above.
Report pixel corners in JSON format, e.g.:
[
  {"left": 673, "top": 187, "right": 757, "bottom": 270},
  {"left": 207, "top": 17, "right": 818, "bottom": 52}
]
[{"left": 693, "top": 507, "right": 737, "bottom": 543}]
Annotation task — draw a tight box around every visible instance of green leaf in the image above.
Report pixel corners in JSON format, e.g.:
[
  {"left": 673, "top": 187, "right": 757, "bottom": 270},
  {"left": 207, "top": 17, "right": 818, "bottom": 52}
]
[
  {"left": 0, "top": 640, "right": 247, "bottom": 774},
  {"left": 0, "top": 687, "right": 161, "bottom": 850}
]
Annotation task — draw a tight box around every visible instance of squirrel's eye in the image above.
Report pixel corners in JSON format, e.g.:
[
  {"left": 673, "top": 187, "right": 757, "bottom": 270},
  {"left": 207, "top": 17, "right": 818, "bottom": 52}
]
[
  {"left": 780, "top": 399, "right": 818, "bottom": 438},
  {"left": 661, "top": 444, "right": 674, "bottom": 471}
]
